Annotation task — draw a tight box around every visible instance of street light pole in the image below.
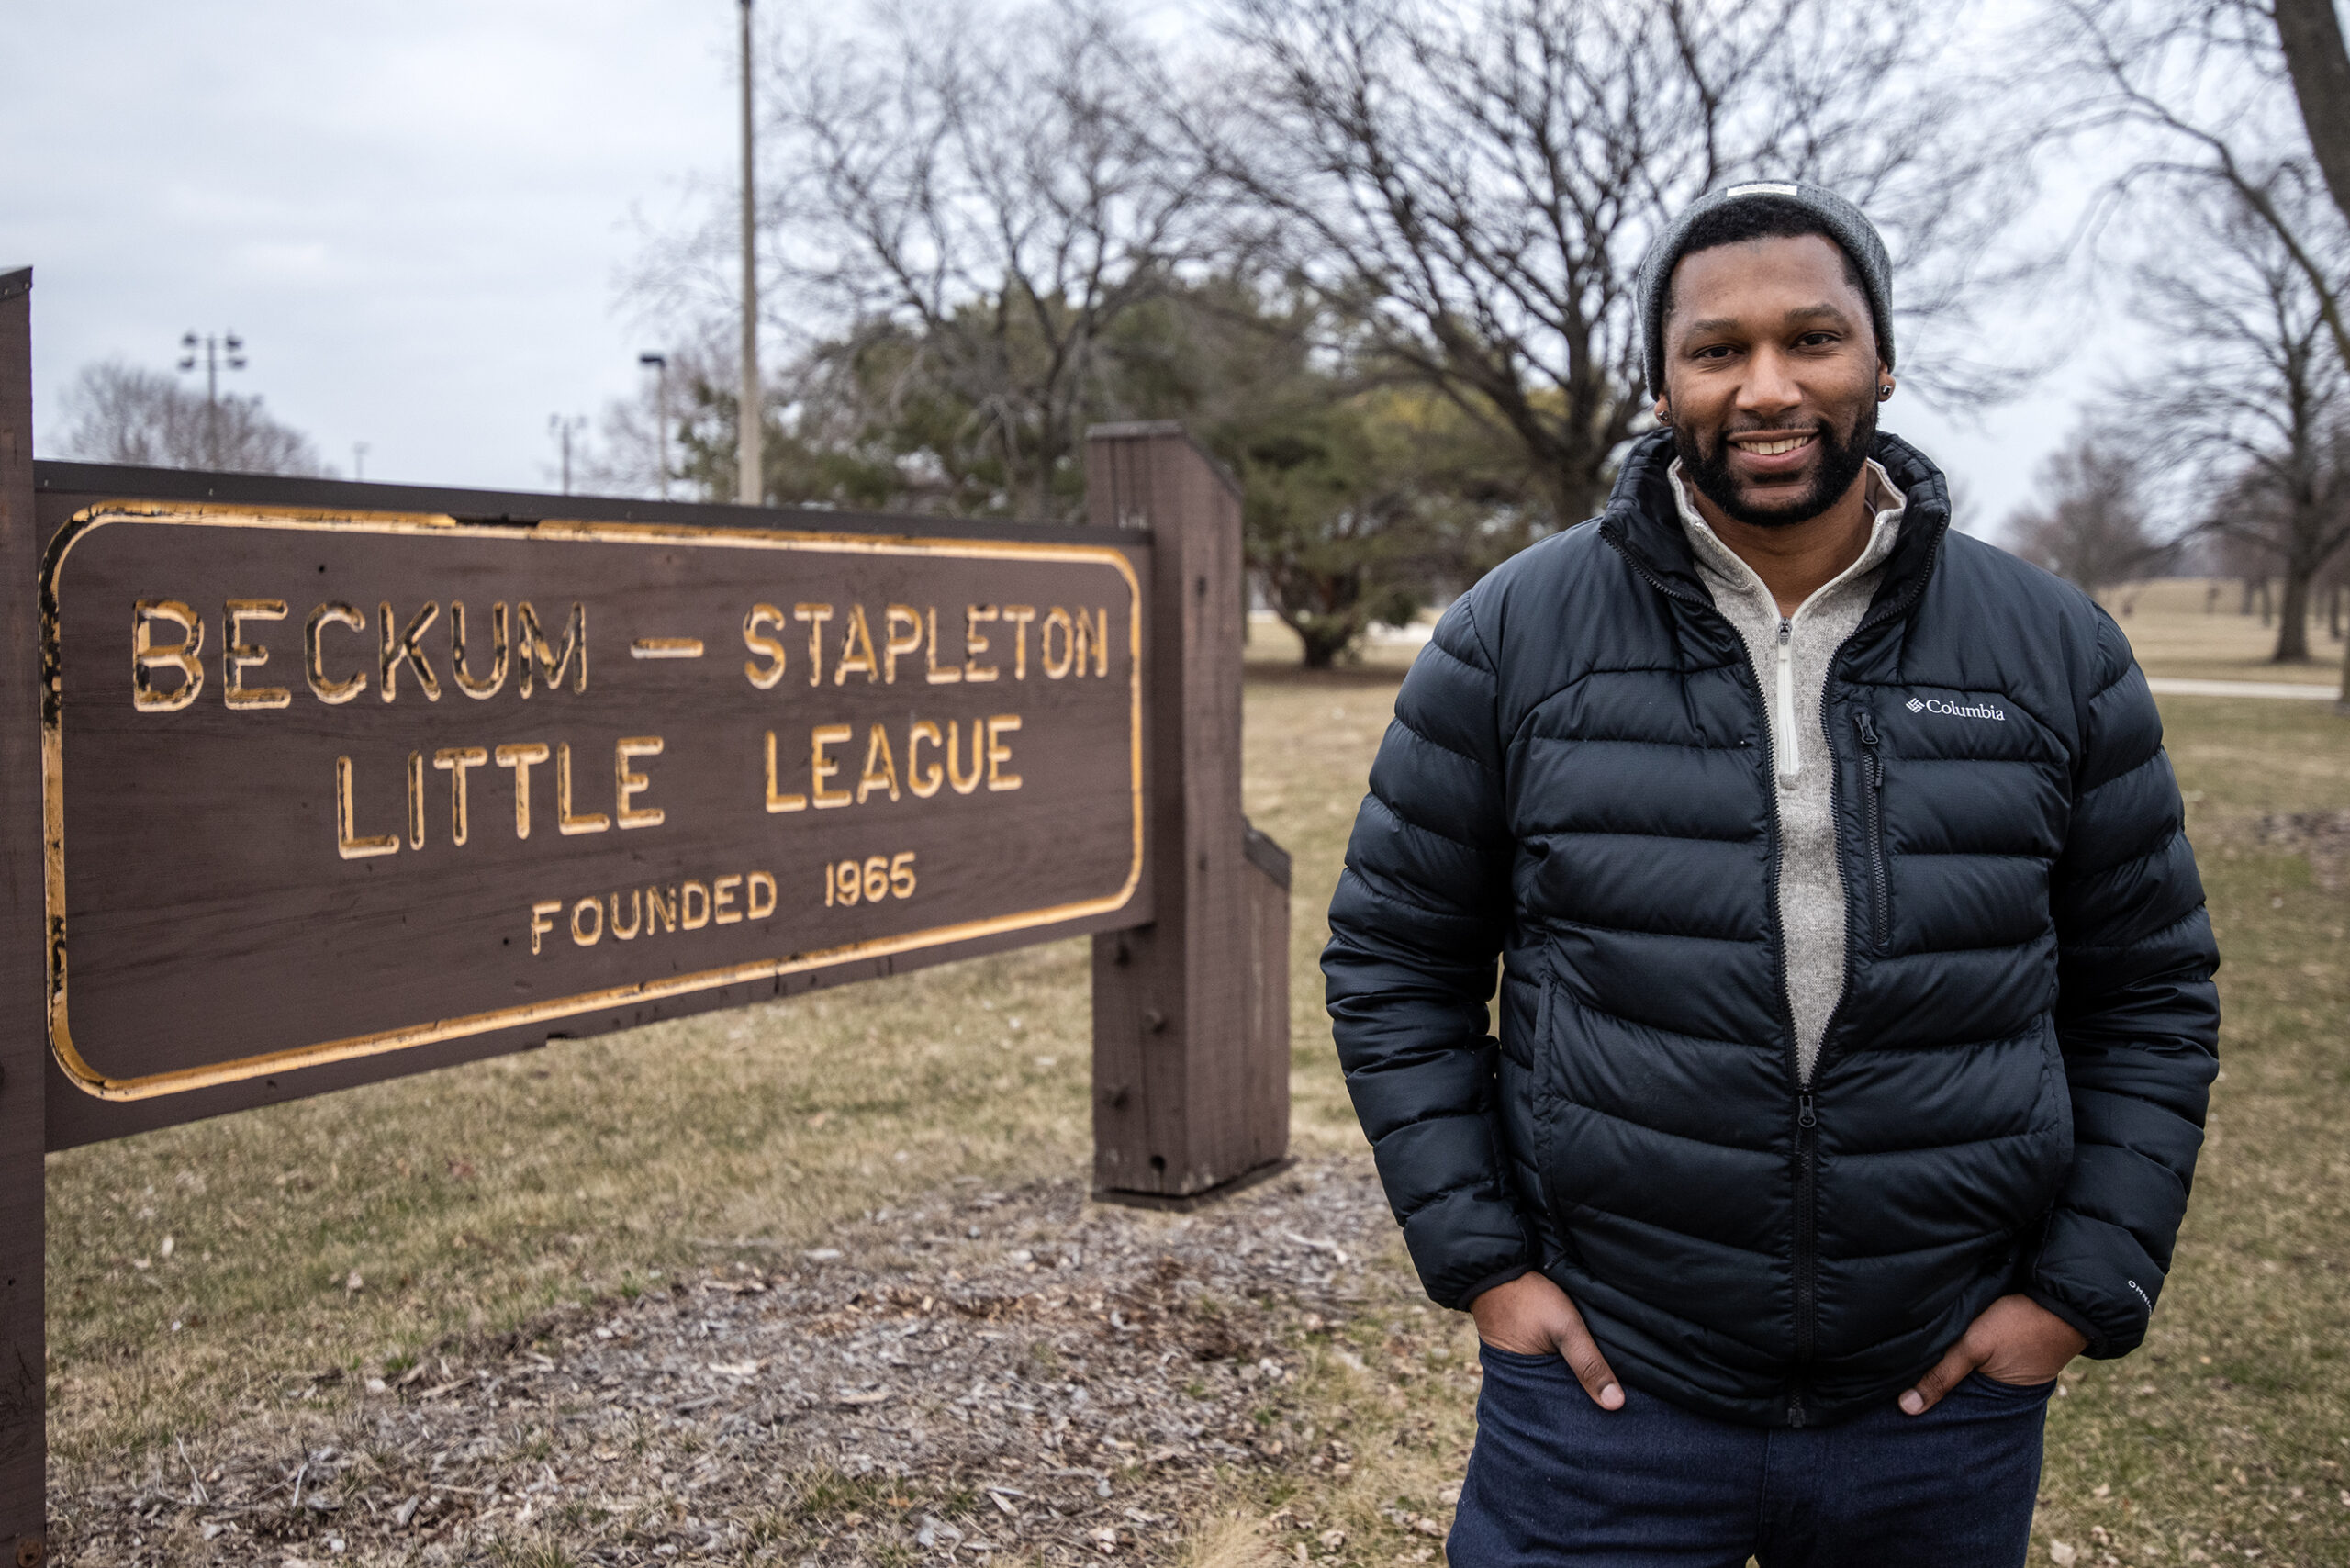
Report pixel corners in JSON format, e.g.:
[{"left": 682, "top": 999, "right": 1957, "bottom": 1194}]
[
  {"left": 549, "top": 414, "right": 586, "bottom": 496},
  {"left": 176, "top": 330, "right": 245, "bottom": 469},
  {"left": 639, "top": 353, "right": 670, "bottom": 501},
  {"left": 737, "top": 0, "right": 763, "bottom": 507}
]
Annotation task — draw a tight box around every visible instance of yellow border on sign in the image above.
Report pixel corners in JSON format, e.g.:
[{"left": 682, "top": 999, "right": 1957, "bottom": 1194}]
[{"left": 41, "top": 501, "right": 1147, "bottom": 1101}]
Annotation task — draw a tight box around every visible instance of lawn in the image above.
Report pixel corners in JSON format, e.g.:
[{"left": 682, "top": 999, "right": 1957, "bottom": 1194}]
[{"left": 46, "top": 634, "right": 2350, "bottom": 1566}]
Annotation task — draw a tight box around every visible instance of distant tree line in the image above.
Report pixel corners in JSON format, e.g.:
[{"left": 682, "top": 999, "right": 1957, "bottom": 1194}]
[{"left": 51, "top": 359, "right": 328, "bottom": 477}]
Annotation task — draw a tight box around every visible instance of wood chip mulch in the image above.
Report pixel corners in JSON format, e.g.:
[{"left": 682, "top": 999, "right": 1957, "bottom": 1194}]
[{"left": 55, "top": 1156, "right": 1402, "bottom": 1566}]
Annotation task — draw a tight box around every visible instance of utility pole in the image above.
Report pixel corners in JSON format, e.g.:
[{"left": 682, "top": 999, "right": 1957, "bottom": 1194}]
[
  {"left": 352, "top": 442, "right": 369, "bottom": 482},
  {"left": 737, "top": 0, "right": 763, "bottom": 507},
  {"left": 176, "top": 330, "right": 245, "bottom": 469},
  {"left": 639, "top": 353, "right": 670, "bottom": 501},
  {"left": 549, "top": 414, "right": 586, "bottom": 496}
]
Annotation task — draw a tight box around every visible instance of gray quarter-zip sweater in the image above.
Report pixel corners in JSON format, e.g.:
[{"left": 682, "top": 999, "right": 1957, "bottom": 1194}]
[{"left": 1669, "top": 459, "right": 1908, "bottom": 1083}]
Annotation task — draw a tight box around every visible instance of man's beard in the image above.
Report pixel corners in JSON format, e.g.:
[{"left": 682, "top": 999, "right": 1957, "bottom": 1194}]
[{"left": 1673, "top": 399, "right": 1877, "bottom": 529}]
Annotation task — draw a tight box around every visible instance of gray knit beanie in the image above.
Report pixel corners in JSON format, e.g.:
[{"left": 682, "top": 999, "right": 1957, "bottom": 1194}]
[{"left": 1636, "top": 180, "right": 1894, "bottom": 399}]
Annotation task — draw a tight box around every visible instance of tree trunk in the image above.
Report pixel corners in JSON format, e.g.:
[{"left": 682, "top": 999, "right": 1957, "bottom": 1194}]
[
  {"left": 2277, "top": 0, "right": 2350, "bottom": 230},
  {"left": 1294, "top": 619, "right": 1352, "bottom": 669},
  {"left": 2331, "top": 583, "right": 2343, "bottom": 641},
  {"left": 2275, "top": 569, "right": 2313, "bottom": 661},
  {"left": 2261, "top": 578, "right": 2276, "bottom": 625},
  {"left": 2242, "top": 577, "right": 2257, "bottom": 614}
]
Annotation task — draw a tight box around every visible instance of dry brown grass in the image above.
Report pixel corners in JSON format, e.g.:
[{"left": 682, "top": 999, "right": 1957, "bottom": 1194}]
[{"left": 2102, "top": 577, "right": 2345, "bottom": 686}]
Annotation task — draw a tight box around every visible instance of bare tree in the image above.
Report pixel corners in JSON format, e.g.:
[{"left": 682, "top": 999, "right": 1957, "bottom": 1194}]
[
  {"left": 2007, "top": 426, "right": 2173, "bottom": 596},
  {"left": 2048, "top": 0, "right": 2350, "bottom": 375},
  {"left": 739, "top": 0, "right": 1215, "bottom": 521},
  {"left": 1186, "top": 0, "right": 2029, "bottom": 531},
  {"left": 53, "top": 360, "right": 329, "bottom": 476},
  {"left": 2132, "top": 185, "right": 2350, "bottom": 662}
]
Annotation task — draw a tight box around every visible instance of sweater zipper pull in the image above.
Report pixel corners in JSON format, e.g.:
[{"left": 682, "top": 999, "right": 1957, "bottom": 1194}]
[{"left": 1775, "top": 619, "right": 1799, "bottom": 782}]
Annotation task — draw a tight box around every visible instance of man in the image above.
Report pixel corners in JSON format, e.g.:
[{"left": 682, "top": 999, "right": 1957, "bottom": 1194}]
[{"left": 1323, "top": 182, "right": 2219, "bottom": 1566}]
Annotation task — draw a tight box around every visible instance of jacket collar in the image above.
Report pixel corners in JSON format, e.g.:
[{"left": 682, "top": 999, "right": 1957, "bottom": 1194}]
[{"left": 1598, "top": 426, "right": 1954, "bottom": 624}]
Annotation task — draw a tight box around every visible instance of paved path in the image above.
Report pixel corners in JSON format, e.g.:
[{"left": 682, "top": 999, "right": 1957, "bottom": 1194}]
[{"left": 2146, "top": 678, "right": 2340, "bottom": 701}]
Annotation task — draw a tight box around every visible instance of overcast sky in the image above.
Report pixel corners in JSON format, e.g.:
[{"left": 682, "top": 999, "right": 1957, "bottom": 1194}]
[{"left": 4, "top": 0, "right": 2093, "bottom": 528}]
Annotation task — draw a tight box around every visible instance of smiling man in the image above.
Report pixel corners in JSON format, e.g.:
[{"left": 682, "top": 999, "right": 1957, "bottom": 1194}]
[{"left": 1324, "top": 183, "right": 2220, "bottom": 1565}]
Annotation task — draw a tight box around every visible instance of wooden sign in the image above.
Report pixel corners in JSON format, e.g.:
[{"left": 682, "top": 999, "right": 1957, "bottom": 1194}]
[
  {"left": 42, "top": 504, "right": 1144, "bottom": 1113},
  {"left": 1, "top": 268, "right": 1289, "bottom": 1563}
]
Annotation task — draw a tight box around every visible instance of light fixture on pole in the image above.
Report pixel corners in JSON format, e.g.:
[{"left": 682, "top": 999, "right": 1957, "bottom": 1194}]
[
  {"left": 639, "top": 353, "right": 670, "bottom": 501},
  {"left": 176, "top": 330, "right": 246, "bottom": 470},
  {"left": 737, "top": 0, "right": 764, "bottom": 507},
  {"left": 548, "top": 414, "right": 588, "bottom": 496}
]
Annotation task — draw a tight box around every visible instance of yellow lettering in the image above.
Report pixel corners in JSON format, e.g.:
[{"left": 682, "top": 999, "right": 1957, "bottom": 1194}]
[
  {"left": 713, "top": 873, "right": 744, "bottom": 924},
  {"left": 810, "top": 723, "right": 853, "bottom": 809},
  {"left": 835, "top": 603, "right": 878, "bottom": 684},
  {"left": 764, "top": 730, "right": 809, "bottom": 812},
  {"left": 305, "top": 602, "right": 367, "bottom": 704},
  {"left": 1002, "top": 605, "right": 1036, "bottom": 678},
  {"left": 743, "top": 603, "right": 789, "bottom": 689},
  {"left": 407, "top": 749, "right": 426, "bottom": 849},
  {"left": 615, "top": 736, "right": 664, "bottom": 829},
  {"left": 377, "top": 600, "right": 442, "bottom": 702},
  {"left": 1073, "top": 606, "right": 1108, "bottom": 677},
  {"left": 857, "top": 723, "right": 901, "bottom": 804},
  {"left": 646, "top": 884, "right": 679, "bottom": 934},
  {"left": 924, "top": 605, "right": 961, "bottom": 684},
  {"left": 452, "top": 601, "right": 509, "bottom": 699},
  {"left": 222, "top": 599, "right": 290, "bottom": 709},
  {"left": 946, "top": 719, "right": 984, "bottom": 796},
  {"left": 529, "top": 899, "right": 562, "bottom": 955},
  {"left": 747, "top": 870, "right": 777, "bottom": 919},
  {"left": 964, "top": 604, "right": 1000, "bottom": 681},
  {"left": 884, "top": 604, "right": 923, "bottom": 684},
  {"left": 681, "top": 879, "right": 711, "bottom": 930},
  {"left": 494, "top": 742, "right": 551, "bottom": 838},
  {"left": 334, "top": 756, "right": 398, "bottom": 859},
  {"left": 987, "top": 714, "right": 1023, "bottom": 791},
  {"left": 571, "top": 896, "right": 604, "bottom": 946},
  {"left": 433, "top": 746, "right": 488, "bottom": 845},
  {"left": 516, "top": 601, "right": 587, "bottom": 697},
  {"left": 556, "top": 743, "right": 611, "bottom": 834},
  {"left": 1041, "top": 607, "right": 1074, "bottom": 679},
  {"left": 610, "top": 887, "right": 643, "bottom": 939},
  {"left": 907, "top": 720, "right": 944, "bottom": 799},
  {"left": 132, "top": 599, "right": 204, "bottom": 711},
  {"left": 793, "top": 603, "right": 833, "bottom": 687}
]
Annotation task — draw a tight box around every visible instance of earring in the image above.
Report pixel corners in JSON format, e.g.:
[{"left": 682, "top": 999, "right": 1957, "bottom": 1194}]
[{"left": 1877, "top": 385, "right": 1894, "bottom": 401}]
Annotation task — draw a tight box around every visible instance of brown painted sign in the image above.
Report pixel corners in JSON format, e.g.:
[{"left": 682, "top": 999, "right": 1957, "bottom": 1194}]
[{"left": 40, "top": 502, "right": 1143, "bottom": 1103}]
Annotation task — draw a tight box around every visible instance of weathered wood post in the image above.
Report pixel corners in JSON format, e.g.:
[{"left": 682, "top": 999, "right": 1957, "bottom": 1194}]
[
  {"left": 0, "top": 265, "right": 50, "bottom": 1564},
  {"left": 1086, "top": 422, "right": 1291, "bottom": 1206}
]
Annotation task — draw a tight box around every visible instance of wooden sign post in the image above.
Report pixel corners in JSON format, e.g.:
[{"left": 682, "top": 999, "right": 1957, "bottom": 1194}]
[
  {"left": 0, "top": 269, "right": 1288, "bottom": 1554},
  {"left": 1, "top": 267, "right": 50, "bottom": 1568}
]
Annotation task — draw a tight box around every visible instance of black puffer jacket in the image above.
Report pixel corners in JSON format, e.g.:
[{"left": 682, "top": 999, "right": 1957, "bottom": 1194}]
[{"left": 1325, "top": 429, "right": 2220, "bottom": 1428}]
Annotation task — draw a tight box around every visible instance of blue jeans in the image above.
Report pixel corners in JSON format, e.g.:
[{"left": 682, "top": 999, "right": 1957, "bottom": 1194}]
[{"left": 1449, "top": 1345, "right": 2052, "bottom": 1567}]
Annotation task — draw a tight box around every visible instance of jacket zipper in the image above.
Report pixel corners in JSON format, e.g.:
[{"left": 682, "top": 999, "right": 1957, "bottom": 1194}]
[
  {"left": 1792, "top": 1088, "right": 1818, "bottom": 1426},
  {"left": 1599, "top": 535, "right": 1928, "bottom": 1430},
  {"left": 1852, "top": 711, "right": 1888, "bottom": 947}
]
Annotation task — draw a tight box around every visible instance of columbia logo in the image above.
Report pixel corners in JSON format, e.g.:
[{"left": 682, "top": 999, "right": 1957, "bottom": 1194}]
[{"left": 1909, "top": 696, "right": 2007, "bottom": 722}]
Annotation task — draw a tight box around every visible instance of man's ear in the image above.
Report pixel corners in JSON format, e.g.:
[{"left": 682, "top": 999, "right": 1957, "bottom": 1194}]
[{"left": 1652, "top": 395, "right": 1670, "bottom": 422}]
